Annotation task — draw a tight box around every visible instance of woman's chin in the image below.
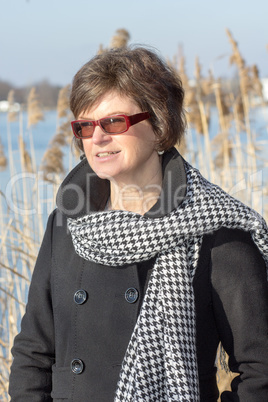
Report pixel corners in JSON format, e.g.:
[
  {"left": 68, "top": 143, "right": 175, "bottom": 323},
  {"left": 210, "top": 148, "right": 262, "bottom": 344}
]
[{"left": 94, "top": 169, "right": 116, "bottom": 181}]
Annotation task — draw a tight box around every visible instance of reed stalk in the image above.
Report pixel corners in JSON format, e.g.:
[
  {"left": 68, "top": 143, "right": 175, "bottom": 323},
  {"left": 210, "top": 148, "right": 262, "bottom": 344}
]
[
  {"left": 225, "top": 29, "right": 257, "bottom": 180},
  {"left": 212, "top": 83, "right": 233, "bottom": 189},
  {"left": 197, "top": 99, "right": 215, "bottom": 182},
  {"left": 27, "top": 87, "right": 44, "bottom": 172}
]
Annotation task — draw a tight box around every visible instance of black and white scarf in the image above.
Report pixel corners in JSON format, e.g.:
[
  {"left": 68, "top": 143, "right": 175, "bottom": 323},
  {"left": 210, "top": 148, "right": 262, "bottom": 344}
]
[{"left": 67, "top": 162, "right": 268, "bottom": 402}]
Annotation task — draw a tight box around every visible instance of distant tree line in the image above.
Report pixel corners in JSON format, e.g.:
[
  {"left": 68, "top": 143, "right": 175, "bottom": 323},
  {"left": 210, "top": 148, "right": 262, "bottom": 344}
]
[
  {"left": 0, "top": 79, "right": 62, "bottom": 109},
  {"left": 0, "top": 74, "right": 242, "bottom": 111}
]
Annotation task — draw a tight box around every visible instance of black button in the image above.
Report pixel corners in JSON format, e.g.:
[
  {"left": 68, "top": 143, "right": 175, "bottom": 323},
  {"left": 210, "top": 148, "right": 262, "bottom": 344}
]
[
  {"left": 74, "top": 290, "right": 87, "bottom": 305},
  {"left": 125, "top": 288, "right": 139, "bottom": 304},
  {"left": 71, "top": 358, "right": 84, "bottom": 374}
]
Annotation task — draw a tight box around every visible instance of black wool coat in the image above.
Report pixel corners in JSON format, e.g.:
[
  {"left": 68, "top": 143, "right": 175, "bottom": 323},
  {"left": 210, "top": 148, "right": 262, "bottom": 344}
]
[{"left": 9, "top": 149, "right": 268, "bottom": 401}]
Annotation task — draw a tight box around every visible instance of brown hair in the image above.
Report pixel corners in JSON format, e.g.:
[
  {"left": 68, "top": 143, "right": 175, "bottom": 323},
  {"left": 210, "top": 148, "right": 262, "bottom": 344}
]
[{"left": 70, "top": 46, "right": 186, "bottom": 152}]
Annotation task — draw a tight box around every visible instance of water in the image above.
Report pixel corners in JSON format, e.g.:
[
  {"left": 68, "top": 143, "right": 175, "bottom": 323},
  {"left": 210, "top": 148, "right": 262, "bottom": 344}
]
[
  {"left": 0, "top": 106, "right": 268, "bottom": 201},
  {"left": 0, "top": 109, "right": 58, "bottom": 159},
  {"left": 0, "top": 110, "right": 59, "bottom": 186},
  {"left": 0, "top": 110, "right": 75, "bottom": 220},
  {"left": 1, "top": 106, "right": 268, "bottom": 206}
]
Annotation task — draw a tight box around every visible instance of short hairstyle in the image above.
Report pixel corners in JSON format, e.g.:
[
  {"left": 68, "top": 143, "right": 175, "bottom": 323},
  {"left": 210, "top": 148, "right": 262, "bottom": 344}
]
[{"left": 70, "top": 46, "right": 186, "bottom": 152}]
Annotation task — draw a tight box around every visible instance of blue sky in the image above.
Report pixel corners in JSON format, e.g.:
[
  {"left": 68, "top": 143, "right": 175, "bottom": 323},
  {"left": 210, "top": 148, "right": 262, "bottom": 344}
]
[{"left": 1, "top": 0, "right": 267, "bottom": 87}]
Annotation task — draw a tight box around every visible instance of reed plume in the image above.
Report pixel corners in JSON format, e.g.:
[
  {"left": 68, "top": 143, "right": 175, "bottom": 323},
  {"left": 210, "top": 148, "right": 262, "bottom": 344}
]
[
  {"left": 56, "top": 84, "right": 73, "bottom": 146},
  {"left": 97, "top": 28, "right": 130, "bottom": 55},
  {"left": 251, "top": 65, "right": 264, "bottom": 102},
  {"left": 18, "top": 135, "right": 33, "bottom": 173},
  {"left": 40, "top": 145, "right": 65, "bottom": 182},
  {"left": 225, "top": 28, "right": 258, "bottom": 176},
  {"left": 177, "top": 51, "right": 193, "bottom": 109},
  {"left": 110, "top": 28, "right": 130, "bottom": 48},
  {"left": 97, "top": 44, "right": 105, "bottom": 55},
  {"left": 194, "top": 56, "right": 202, "bottom": 83},
  {"left": 7, "top": 90, "right": 18, "bottom": 122},
  {"left": 57, "top": 85, "right": 71, "bottom": 120},
  {"left": 40, "top": 85, "right": 76, "bottom": 182},
  {"left": 0, "top": 138, "right": 7, "bottom": 170},
  {"left": 182, "top": 57, "right": 203, "bottom": 133},
  {"left": 178, "top": 55, "right": 190, "bottom": 91},
  {"left": 27, "top": 87, "right": 44, "bottom": 128},
  {"left": 40, "top": 126, "right": 68, "bottom": 183},
  {"left": 226, "top": 29, "right": 253, "bottom": 101}
]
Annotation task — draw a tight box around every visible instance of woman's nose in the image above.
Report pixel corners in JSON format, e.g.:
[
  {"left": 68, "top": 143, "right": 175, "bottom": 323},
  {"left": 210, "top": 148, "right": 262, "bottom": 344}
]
[{"left": 92, "top": 126, "right": 112, "bottom": 145}]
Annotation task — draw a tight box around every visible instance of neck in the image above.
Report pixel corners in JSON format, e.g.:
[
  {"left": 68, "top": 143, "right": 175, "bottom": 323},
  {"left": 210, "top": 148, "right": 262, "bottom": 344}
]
[{"left": 109, "top": 164, "right": 162, "bottom": 215}]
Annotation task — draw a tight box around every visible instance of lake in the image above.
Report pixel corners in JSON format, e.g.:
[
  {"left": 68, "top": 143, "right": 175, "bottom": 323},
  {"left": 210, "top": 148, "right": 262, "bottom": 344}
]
[{"left": 0, "top": 106, "right": 268, "bottom": 221}]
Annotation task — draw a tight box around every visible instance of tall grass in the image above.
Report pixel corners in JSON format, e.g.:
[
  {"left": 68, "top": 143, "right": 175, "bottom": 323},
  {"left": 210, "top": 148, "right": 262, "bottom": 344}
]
[{"left": 0, "top": 29, "right": 267, "bottom": 401}]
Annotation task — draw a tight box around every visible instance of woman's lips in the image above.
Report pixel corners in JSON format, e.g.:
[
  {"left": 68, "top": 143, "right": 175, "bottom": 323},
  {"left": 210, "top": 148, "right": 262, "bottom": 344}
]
[
  {"left": 96, "top": 151, "right": 120, "bottom": 157},
  {"left": 94, "top": 151, "right": 121, "bottom": 163}
]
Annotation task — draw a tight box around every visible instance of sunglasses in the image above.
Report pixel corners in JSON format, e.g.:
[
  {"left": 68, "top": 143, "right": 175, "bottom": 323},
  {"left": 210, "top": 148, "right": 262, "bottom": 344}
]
[{"left": 71, "top": 112, "right": 150, "bottom": 139}]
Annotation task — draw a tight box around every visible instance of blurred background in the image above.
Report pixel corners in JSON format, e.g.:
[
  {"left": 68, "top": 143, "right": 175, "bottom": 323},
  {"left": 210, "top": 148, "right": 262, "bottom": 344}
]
[{"left": 0, "top": 0, "right": 268, "bottom": 400}]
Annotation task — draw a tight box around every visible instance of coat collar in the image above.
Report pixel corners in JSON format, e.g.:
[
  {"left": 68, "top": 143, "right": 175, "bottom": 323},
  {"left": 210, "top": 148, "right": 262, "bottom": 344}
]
[{"left": 56, "top": 147, "right": 186, "bottom": 219}]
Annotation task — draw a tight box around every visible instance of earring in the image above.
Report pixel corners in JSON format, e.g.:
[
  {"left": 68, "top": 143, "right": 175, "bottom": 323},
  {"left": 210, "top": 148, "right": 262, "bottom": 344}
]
[{"left": 157, "top": 150, "right": 164, "bottom": 155}]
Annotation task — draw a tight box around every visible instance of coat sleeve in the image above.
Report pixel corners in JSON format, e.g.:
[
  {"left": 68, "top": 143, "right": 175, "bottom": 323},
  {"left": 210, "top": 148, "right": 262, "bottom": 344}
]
[
  {"left": 211, "top": 228, "right": 268, "bottom": 402},
  {"left": 9, "top": 211, "right": 56, "bottom": 401}
]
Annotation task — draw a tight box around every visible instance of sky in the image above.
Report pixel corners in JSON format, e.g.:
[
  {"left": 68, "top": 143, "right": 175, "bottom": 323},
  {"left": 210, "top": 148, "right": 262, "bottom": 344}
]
[{"left": 1, "top": 0, "right": 268, "bottom": 88}]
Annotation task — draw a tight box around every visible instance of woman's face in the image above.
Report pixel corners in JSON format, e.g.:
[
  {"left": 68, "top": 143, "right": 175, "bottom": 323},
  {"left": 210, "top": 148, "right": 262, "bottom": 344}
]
[{"left": 80, "top": 91, "right": 160, "bottom": 187}]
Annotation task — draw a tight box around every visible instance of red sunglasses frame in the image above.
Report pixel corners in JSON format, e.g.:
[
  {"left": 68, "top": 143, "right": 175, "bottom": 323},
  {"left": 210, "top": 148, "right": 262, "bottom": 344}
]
[{"left": 71, "top": 112, "right": 150, "bottom": 139}]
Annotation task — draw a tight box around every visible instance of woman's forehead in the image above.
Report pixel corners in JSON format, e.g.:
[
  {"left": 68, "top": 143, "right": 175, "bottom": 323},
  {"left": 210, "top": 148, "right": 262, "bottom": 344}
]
[{"left": 80, "top": 91, "right": 140, "bottom": 118}]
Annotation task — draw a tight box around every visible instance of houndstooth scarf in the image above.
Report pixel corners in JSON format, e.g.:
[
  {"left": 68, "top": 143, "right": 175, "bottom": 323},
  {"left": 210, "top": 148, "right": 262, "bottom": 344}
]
[{"left": 67, "top": 161, "right": 268, "bottom": 402}]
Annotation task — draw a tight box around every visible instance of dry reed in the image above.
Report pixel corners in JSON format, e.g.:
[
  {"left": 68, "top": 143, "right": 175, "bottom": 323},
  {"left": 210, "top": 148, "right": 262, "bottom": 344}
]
[
  {"left": 57, "top": 84, "right": 71, "bottom": 120},
  {"left": 0, "top": 138, "right": 7, "bottom": 170},
  {"left": 7, "top": 91, "right": 18, "bottom": 123},
  {"left": 40, "top": 85, "right": 75, "bottom": 182},
  {"left": 110, "top": 28, "right": 130, "bottom": 48},
  {"left": 18, "top": 135, "right": 34, "bottom": 173},
  {"left": 27, "top": 87, "right": 44, "bottom": 128},
  {"left": 0, "top": 28, "right": 267, "bottom": 402},
  {"left": 98, "top": 28, "right": 131, "bottom": 54}
]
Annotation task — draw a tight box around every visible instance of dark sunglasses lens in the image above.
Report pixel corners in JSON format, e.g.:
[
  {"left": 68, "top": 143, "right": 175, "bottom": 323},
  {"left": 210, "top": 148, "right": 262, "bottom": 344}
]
[
  {"left": 73, "top": 122, "right": 94, "bottom": 138},
  {"left": 100, "top": 117, "right": 127, "bottom": 133}
]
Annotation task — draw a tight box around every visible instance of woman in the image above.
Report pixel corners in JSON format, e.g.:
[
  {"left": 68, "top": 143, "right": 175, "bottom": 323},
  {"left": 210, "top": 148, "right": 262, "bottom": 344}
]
[{"left": 9, "top": 47, "right": 268, "bottom": 401}]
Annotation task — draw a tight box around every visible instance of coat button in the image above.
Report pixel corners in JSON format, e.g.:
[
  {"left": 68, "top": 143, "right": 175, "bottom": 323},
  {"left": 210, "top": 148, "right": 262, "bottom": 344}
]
[
  {"left": 125, "top": 288, "right": 139, "bottom": 304},
  {"left": 74, "top": 289, "right": 87, "bottom": 305},
  {"left": 71, "top": 359, "right": 84, "bottom": 374}
]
